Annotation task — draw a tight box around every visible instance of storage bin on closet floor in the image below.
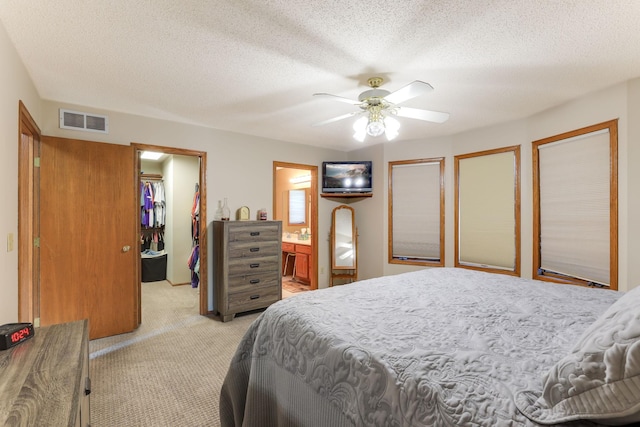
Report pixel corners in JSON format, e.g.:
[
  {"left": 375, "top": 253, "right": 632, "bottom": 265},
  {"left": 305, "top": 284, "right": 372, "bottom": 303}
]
[{"left": 141, "top": 252, "right": 167, "bottom": 282}]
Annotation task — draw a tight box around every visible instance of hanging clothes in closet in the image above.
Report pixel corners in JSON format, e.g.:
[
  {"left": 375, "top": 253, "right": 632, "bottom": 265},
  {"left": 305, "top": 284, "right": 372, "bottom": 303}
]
[
  {"left": 140, "top": 178, "right": 166, "bottom": 252},
  {"left": 187, "top": 183, "right": 200, "bottom": 288}
]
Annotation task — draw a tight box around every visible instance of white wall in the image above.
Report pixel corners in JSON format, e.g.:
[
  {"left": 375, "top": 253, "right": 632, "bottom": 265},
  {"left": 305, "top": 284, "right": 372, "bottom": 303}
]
[{"left": 0, "top": 23, "right": 42, "bottom": 325}]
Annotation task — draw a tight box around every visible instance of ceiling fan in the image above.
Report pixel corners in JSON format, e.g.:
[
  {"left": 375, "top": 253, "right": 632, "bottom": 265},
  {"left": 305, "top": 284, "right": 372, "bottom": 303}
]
[{"left": 313, "top": 77, "right": 449, "bottom": 142}]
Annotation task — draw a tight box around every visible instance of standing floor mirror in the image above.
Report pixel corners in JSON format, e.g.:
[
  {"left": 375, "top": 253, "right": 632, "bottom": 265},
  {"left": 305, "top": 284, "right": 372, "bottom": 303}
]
[{"left": 330, "top": 205, "right": 357, "bottom": 286}]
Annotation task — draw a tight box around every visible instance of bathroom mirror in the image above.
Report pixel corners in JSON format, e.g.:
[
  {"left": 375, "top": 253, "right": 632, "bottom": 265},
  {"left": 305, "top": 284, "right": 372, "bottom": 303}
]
[{"left": 330, "top": 205, "right": 357, "bottom": 285}]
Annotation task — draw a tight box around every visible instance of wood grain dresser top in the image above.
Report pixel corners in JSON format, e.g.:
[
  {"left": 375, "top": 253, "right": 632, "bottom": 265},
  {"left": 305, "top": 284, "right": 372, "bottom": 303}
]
[{"left": 0, "top": 320, "right": 88, "bottom": 427}]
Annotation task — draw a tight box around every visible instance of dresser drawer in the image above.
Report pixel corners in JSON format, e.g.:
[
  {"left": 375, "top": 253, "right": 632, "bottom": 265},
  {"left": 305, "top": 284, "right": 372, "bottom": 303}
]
[
  {"left": 228, "top": 255, "right": 279, "bottom": 276},
  {"left": 228, "top": 224, "right": 280, "bottom": 243},
  {"left": 228, "top": 240, "right": 280, "bottom": 258},
  {"left": 228, "top": 271, "right": 280, "bottom": 293},
  {"left": 227, "top": 286, "right": 280, "bottom": 312}
]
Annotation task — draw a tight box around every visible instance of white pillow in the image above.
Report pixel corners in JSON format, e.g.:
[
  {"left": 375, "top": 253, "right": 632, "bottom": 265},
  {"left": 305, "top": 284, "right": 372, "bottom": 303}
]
[{"left": 515, "top": 285, "right": 640, "bottom": 425}]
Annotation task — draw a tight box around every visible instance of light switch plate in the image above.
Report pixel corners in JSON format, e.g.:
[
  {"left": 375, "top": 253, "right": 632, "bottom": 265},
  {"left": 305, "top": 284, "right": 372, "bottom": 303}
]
[{"left": 6, "top": 233, "right": 14, "bottom": 252}]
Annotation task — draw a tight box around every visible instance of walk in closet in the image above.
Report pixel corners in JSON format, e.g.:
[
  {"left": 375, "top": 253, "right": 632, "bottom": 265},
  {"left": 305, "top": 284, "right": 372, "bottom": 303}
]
[
  {"left": 140, "top": 173, "right": 167, "bottom": 281},
  {"left": 140, "top": 155, "right": 200, "bottom": 287}
]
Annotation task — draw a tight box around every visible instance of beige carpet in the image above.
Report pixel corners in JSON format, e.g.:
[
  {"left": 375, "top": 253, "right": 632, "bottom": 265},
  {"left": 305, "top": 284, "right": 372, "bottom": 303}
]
[{"left": 89, "top": 281, "right": 260, "bottom": 427}]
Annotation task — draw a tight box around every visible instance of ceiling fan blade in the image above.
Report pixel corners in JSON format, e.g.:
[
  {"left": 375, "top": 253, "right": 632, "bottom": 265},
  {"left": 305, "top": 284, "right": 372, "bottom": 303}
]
[
  {"left": 313, "top": 93, "right": 362, "bottom": 106},
  {"left": 312, "top": 111, "right": 360, "bottom": 127},
  {"left": 384, "top": 81, "right": 434, "bottom": 105},
  {"left": 396, "top": 107, "right": 449, "bottom": 123}
]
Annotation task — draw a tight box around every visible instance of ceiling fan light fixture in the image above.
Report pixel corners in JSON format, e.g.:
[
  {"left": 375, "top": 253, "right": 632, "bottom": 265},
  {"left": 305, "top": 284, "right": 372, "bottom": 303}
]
[
  {"left": 353, "top": 116, "right": 367, "bottom": 142},
  {"left": 353, "top": 130, "right": 366, "bottom": 142},
  {"left": 384, "top": 116, "right": 400, "bottom": 141},
  {"left": 317, "top": 77, "right": 448, "bottom": 143},
  {"left": 366, "top": 119, "right": 385, "bottom": 137}
]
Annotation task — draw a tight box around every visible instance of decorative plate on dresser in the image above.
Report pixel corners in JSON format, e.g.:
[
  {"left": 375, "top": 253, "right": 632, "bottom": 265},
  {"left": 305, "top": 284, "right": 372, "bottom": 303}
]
[{"left": 212, "top": 220, "right": 282, "bottom": 322}]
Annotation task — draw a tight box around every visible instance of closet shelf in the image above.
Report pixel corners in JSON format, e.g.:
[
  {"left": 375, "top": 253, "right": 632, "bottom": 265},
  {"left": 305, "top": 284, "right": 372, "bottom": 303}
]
[{"left": 140, "top": 173, "right": 163, "bottom": 180}]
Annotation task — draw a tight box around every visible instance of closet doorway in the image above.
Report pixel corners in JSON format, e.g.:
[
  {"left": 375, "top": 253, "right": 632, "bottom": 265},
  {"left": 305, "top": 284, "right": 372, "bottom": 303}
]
[
  {"left": 133, "top": 143, "right": 208, "bottom": 320},
  {"left": 273, "top": 162, "right": 318, "bottom": 293}
]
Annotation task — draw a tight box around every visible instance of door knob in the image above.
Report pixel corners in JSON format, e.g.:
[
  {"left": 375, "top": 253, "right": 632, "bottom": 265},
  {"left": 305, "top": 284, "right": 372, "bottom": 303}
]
[{"left": 122, "top": 245, "right": 131, "bottom": 252}]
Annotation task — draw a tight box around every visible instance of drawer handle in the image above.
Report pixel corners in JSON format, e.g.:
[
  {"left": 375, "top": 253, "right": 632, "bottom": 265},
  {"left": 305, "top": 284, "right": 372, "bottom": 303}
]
[
  {"left": 250, "top": 295, "right": 260, "bottom": 300},
  {"left": 250, "top": 279, "right": 260, "bottom": 284},
  {"left": 250, "top": 263, "right": 260, "bottom": 268},
  {"left": 250, "top": 247, "right": 260, "bottom": 252},
  {"left": 250, "top": 232, "right": 260, "bottom": 236},
  {"left": 85, "top": 377, "right": 92, "bottom": 396}
]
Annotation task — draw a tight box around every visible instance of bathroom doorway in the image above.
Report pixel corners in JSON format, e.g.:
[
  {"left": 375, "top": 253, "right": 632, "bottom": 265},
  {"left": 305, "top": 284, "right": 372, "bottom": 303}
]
[{"left": 273, "top": 162, "right": 318, "bottom": 296}]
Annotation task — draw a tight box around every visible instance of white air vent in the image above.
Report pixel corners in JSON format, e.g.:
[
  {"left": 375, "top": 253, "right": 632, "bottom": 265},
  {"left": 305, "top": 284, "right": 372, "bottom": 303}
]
[{"left": 59, "top": 109, "right": 109, "bottom": 134}]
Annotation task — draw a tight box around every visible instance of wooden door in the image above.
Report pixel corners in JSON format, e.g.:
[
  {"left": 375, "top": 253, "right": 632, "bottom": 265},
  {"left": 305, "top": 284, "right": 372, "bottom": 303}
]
[
  {"left": 18, "top": 101, "right": 41, "bottom": 323},
  {"left": 40, "top": 136, "right": 137, "bottom": 339}
]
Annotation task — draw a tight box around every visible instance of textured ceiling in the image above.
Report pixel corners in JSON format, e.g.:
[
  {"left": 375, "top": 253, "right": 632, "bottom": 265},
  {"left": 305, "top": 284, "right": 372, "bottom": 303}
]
[{"left": 1, "top": 1, "right": 639, "bottom": 151}]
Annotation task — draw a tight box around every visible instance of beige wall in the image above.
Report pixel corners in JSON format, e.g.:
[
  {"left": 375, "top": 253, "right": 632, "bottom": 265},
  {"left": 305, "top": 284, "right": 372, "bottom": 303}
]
[
  {"left": 0, "top": 23, "right": 42, "bottom": 324},
  {"left": 39, "top": 100, "right": 345, "bottom": 309},
  {"left": 42, "top": 80, "right": 636, "bottom": 296},
  {"left": 346, "top": 143, "right": 386, "bottom": 281},
  {"left": 628, "top": 79, "right": 640, "bottom": 291},
  {"left": 163, "top": 155, "right": 199, "bottom": 285},
  {"left": 2, "top": 16, "right": 639, "bottom": 324},
  {"left": 140, "top": 159, "right": 162, "bottom": 175},
  {"left": 373, "top": 81, "right": 638, "bottom": 291}
]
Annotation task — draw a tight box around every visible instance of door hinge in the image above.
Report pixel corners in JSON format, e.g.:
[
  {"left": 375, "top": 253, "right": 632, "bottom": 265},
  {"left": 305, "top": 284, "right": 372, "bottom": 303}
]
[
  {"left": 34, "top": 157, "right": 40, "bottom": 167},
  {"left": 34, "top": 237, "right": 40, "bottom": 248}
]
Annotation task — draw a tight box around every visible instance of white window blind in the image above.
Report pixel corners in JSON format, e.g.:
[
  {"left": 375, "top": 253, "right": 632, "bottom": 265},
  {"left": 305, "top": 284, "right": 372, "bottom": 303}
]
[
  {"left": 458, "top": 151, "right": 516, "bottom": 270},
  {"left": 288, "top": 189, "right": 306, "bottom": 224},
  {"left": 391, "top": 161, "right": 441, "bottom": 260},
  {"left": 538, "top": 129, "right": 610, "bottom": 286}
]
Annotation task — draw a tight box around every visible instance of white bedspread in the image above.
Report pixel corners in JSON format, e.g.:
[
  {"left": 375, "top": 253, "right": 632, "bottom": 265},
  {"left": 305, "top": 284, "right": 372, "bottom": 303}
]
[{"left": 220, "top": 268, "right": 621, "bottom": 427}]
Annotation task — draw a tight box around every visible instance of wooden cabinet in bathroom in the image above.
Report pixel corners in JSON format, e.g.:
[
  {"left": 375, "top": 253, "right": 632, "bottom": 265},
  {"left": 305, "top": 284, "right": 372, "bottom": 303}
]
[
  {"left": 293, "top": 243, "right": 311, "bottom": 284},
  {"left": 282, "top": 240, "right": 312, "bottom": 285}
]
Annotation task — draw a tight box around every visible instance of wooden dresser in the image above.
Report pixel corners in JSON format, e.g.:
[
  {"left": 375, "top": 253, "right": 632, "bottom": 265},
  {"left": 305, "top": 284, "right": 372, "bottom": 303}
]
[
  {"left": 0, "top": 319, "right": 90, "bottom": 427},
  {"left": 213, "top": 220, "right": 282, "bottom": 322}
]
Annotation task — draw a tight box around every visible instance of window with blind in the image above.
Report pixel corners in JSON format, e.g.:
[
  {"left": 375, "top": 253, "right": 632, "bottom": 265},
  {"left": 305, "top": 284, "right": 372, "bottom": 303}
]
[
  {"left": 533, "top": 120, "right": 618, "bottom": 289},
  {"left": 388, "top": 158, "right": 444, "bottom": 266},
  {"left": 455, "top": 146, "right": 520, "bottom": 275},
  {"left": 288, "top": 189, "right": 307, "bottom": 225}
]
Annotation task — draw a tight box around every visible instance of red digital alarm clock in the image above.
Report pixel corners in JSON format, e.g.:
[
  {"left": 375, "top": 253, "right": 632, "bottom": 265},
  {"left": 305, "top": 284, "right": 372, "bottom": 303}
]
[{"left": 0, "top": 322, "right": 35, "bottom": 350}]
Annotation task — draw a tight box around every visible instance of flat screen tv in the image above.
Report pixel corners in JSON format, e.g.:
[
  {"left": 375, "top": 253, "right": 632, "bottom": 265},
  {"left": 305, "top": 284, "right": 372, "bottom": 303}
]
[{"left": 322, "top": 161, "right": 372, "bottom": 194}]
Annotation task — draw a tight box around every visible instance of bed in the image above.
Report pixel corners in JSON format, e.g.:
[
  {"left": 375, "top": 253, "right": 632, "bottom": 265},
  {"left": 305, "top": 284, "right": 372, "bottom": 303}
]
[{"left": 220, "top": 267, "right": 640, "bottom": 426}]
